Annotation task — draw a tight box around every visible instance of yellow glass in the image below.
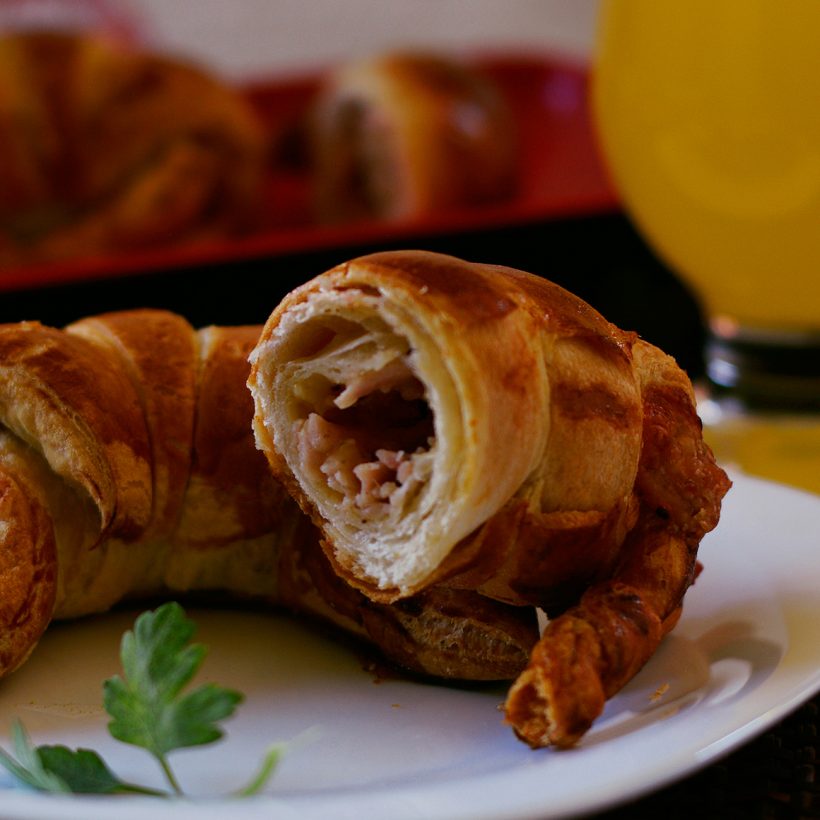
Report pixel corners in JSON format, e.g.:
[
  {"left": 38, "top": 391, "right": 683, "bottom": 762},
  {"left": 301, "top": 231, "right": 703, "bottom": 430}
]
[
  {"left": 593, "top": 0, "right": 820, "bottom": 335},
  {"left": 592, "top": 0, "right": 820, "bottom": 495}
]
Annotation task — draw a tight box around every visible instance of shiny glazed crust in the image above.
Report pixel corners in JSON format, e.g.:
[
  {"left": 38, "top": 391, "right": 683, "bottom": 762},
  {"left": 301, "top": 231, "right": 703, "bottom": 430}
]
[{"left": 0, "top": 31, "right": 265, "bottom": 264}]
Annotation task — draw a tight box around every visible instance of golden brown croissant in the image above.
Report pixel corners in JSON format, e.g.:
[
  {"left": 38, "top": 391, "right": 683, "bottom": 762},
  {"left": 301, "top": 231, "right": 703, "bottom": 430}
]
[
  {"left": 0, "top": 308, "right": 536, "bottom": 681},
  {"left": 0, "top": 31, "right": 265, "bottom": 265},
  {"left": 248, "top": 249, "right": 732, "bottom": 747},
  {"left": 309, "top": 51, "right": 517, "bottom": 223}
]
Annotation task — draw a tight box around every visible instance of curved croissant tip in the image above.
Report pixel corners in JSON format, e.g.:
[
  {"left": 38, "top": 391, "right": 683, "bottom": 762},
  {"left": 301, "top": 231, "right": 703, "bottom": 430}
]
[{"left": 0, "top": 469, "right": 57, "bottom": 678}]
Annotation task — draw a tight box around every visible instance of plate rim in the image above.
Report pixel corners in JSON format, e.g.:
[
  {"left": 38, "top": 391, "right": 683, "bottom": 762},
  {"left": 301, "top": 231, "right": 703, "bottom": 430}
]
[{"left": 0, "top": 472, "right": 818, "bottom": 820}]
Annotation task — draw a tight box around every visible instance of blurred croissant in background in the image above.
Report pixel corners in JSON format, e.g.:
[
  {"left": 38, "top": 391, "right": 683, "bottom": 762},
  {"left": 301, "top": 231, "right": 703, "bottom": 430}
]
[
  {"left": 0, "top": 37, "right": 524, "bottom": 268},
  {"left": 0, "top": 31, "right": 266, "bottom": 266},
  {"left": 309, "top": 51, "right": 518, "bottom": 223}
]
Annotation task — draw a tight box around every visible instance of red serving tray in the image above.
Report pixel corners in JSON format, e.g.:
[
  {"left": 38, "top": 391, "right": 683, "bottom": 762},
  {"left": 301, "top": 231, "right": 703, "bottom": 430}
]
[{"left": 0, "top": 52, "right": 618, "bottom": 293}]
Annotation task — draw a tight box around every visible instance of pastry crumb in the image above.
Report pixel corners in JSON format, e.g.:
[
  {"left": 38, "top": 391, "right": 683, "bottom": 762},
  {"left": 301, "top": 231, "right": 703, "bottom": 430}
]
[
  {"left": 650, "top": 683, "right": 670, "bottom": 702},
  {"left": 18, "top": 701, "right": 105, "bottom": 718}
]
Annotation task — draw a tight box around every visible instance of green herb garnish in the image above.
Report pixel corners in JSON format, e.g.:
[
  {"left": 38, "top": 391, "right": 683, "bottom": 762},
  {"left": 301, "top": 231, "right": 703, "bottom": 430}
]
[
  {"left": 103, "top": 601, "right": 243, "bottom": 794},
  {"left": 0, "top": 602, "right": 291, "bottom": 798}
]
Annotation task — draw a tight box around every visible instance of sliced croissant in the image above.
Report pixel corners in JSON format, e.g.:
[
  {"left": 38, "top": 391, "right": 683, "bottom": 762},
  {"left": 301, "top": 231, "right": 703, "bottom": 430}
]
[
  {"left": 0, "top": 308, "right": 536, "bottom": 681},
  {"left": 249, "top": 250, "right": 645, "bottom": 601},
  {"left": 248, "top": 249, "right": 731, "bottom": 745},
  {"left": 310, "top": 51, "right": 517, "bottom": 223}
]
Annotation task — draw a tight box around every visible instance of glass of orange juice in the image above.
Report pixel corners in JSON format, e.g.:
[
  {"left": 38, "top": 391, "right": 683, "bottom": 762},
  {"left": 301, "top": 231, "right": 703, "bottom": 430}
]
[{"left": 592, "top": 0, "right": 820, "bottom": 492}]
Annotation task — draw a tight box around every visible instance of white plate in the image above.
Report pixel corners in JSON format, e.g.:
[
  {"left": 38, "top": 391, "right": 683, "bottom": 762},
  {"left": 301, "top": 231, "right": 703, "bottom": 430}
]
[{"left": 1, "top": 472, "right": 819, "bottom": 820}]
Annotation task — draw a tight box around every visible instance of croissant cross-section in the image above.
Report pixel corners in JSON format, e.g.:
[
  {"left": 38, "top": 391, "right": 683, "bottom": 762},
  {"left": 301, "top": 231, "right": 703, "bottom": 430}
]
[{"left": 251, "top": 252, "right": 649, "bottom": 601}]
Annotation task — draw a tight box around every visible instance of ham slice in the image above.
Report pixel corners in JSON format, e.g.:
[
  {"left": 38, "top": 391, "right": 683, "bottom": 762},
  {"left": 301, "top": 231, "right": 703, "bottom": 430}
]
[{"left": 292, "top": 352, "right": 434, "bottom": 520}]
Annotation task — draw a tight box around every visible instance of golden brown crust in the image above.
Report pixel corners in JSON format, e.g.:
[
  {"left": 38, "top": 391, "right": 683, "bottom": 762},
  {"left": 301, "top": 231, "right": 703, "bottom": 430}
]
[
  {"left": 358, "top": 587, "right": 538, "bottom": 681},
  {"left": 278, "top": 527, "right": 538, "bottom": 681},
  {"left": 310, "top": 52, "right": 516, "bottom": 223},
  {"left": 0, "top": 447, "right": 57, "bottom": 676},
  {"left": 504, "top": 342, "right": 732, "bottom": 748},
  {"left": 172, "top": 325, "right": 284, "bottom": 548},
  {"left": 0, "top": 252, "right": 731, "bottom": 747},
  {"left": 0, "top": 31, "right": 265, "bottom": 264},
  {"left": 631, "top": 340, "right": 731, "bottom": 540},
  {"left": 0, "top": 320, "right": 152, "bottom": 541},
  {"left": 66, "top": 310, "right": 199, "bottom": 541},
  {"left": 505, "top": 526, "right": 680, "bottom": 748},
  {"left": 446, "top": 499, "right": 640, "bottom": 614}
]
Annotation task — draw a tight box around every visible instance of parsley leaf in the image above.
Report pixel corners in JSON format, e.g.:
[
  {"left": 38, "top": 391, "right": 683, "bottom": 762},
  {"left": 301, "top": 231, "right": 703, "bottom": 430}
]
[
  {"left": 0, "top": 721, "right": 70, "bottom": 793},
  {"left": 103, "top": 602, "right": 243, "bottom": 793},
  {"left": 0, "top": 721, "right": 163, "bottom": 795},
  {"left": 0, "top": 602, "right": 289, "bottom": 798},
  {"left": 35, "top": 746, "right": 163, "bottom": 795},
  {"left": 234, "top": 743, "right": 285, "bottom": 797}
]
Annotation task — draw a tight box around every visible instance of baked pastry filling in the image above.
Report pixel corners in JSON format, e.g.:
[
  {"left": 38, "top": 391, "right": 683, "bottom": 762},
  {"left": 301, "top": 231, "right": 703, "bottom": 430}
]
[
  {"left": 294, "top": 345, "right": 435, "bottom": 521},
  {"left": 253, "top": 290, "right": 469, "bottom": 593}
]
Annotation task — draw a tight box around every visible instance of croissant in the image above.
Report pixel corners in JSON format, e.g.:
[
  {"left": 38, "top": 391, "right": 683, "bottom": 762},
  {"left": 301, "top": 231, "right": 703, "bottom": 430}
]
[
  {"left": 248, "top": 249, "right": 732, "bottom": 747},
  {"left": 309, "top": 51, "right": 517, "bottom": 223},
  {"left": 0, "top": 31, "right": 265, "bottom": 265},
  {"left": 0, "top": 308, "right": 538, "bottom": 682}
]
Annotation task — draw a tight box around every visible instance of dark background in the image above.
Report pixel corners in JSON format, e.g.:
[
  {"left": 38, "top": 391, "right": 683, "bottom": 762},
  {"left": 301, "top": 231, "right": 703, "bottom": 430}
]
[{"left": 0, "top": 211, "right": 708, "bottom": 382}]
